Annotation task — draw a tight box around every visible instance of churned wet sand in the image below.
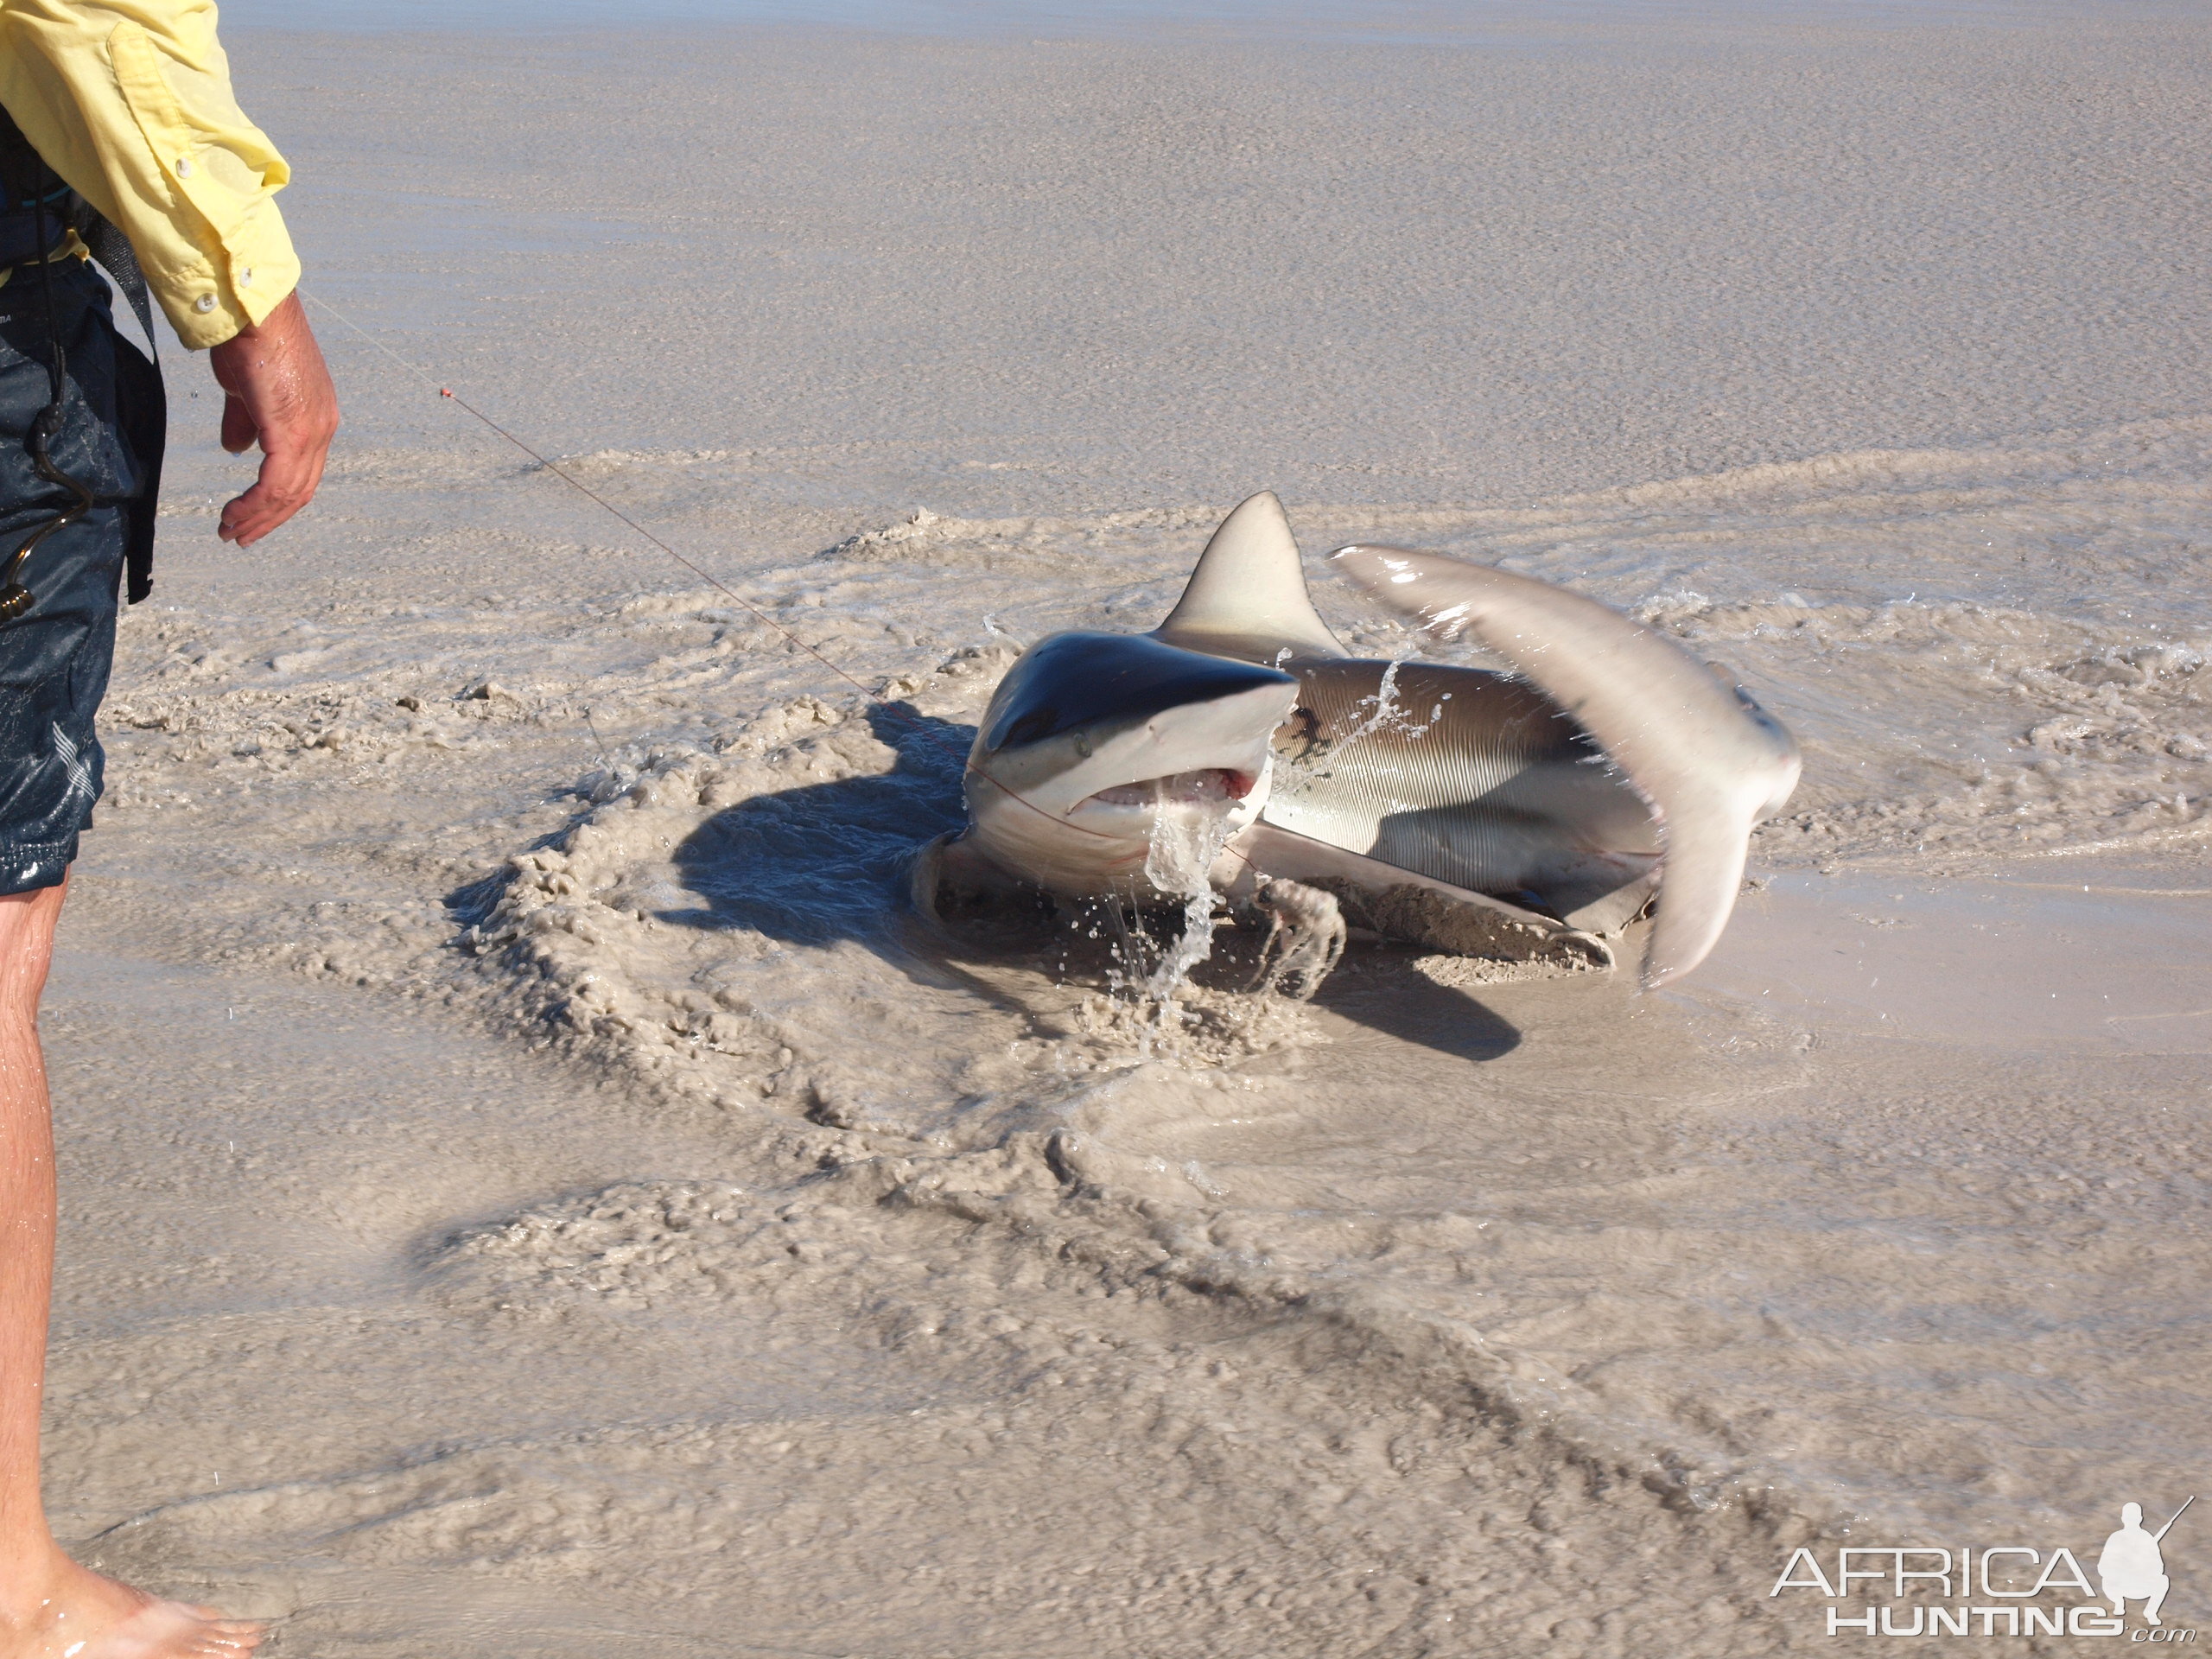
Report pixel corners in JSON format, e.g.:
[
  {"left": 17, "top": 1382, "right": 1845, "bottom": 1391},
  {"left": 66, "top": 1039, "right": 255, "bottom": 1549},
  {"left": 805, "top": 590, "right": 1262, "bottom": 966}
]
[{"left": 42, "top": 6, "right": 2212, "bottom": 1653}]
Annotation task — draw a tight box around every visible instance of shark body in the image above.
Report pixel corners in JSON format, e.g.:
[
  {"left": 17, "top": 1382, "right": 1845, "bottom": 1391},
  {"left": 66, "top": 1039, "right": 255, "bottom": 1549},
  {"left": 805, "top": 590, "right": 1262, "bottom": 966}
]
[{"left": 925, "top": 493, "right": 1800, "bottom": 988}]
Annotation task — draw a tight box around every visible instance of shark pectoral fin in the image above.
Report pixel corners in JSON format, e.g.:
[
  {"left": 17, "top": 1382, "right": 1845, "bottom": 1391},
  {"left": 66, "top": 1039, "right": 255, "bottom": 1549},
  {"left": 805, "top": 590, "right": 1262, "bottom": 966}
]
[
  {"left": 1153, "top": 491, "right": 1349, "bottom": 665},
  {"left": 907, "top": 833, "right": 944, "bottom": 919},
  {"left": 1550, "top": 855, "right": 1662, "bottom": 937},
  {"left": 911, "top": 831, "right": 1035, "bottom": 923},
  {"left": 909, "top": 832, "right": 957, "bottom": 921},
  {"left": 1232, "top": 822, "right": 1611, "bottom": 969},
  {"left": 1212, "top": 823, "right": 1268, "bottom": 900},
  {"left": 1330, "top": 544, "right": 1801, "bottom": 988}
]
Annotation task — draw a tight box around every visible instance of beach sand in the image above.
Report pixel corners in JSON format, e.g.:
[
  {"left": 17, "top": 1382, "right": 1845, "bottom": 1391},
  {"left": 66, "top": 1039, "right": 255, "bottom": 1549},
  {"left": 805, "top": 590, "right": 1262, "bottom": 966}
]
[{"left": 42, "top": 7, "right": 2212, "bottom": 1652}]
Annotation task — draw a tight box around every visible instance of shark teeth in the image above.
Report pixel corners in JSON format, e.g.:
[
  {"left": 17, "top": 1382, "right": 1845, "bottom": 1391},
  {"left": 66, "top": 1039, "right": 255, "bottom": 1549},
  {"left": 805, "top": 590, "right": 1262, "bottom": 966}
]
[{"left": 1084, "top": 769, "right": 1257, "bottom": 809}]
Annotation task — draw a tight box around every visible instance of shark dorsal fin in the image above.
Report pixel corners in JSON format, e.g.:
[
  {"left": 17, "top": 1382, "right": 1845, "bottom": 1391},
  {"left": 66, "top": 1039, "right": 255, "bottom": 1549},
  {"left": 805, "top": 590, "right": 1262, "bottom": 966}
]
[{"left": 1152, "top": 491, "right": 1347, "bottom": 665}]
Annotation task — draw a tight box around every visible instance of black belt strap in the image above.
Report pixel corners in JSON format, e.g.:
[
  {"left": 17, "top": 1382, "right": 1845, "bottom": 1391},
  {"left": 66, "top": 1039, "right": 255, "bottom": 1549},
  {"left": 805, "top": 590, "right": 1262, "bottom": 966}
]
[
  {"left": 73, "top": 208, "right": 158, "bottom": 352},
  {"left": 73, "top": 203, "right": 162, "bottom": 605}
]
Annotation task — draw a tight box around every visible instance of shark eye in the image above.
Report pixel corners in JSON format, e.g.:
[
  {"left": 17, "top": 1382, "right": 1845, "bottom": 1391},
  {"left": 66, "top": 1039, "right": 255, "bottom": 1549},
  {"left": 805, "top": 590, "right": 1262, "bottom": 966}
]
[{"left": 1001, "top": 708, "right": 1059, "bottom": 747}]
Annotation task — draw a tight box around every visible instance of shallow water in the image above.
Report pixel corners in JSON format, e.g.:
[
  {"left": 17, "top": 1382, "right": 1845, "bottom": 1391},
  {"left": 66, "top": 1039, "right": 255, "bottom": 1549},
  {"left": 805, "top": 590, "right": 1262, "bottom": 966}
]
[{"left": 44, "top": 6, "right": 2212, "bottom": 1653}]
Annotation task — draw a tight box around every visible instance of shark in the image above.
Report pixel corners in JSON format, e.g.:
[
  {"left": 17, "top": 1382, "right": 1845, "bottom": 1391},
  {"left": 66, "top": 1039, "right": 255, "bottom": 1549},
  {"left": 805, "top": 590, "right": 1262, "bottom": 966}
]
[{"left": 917, "top": 492, "right": 1801, "bottom": 988}]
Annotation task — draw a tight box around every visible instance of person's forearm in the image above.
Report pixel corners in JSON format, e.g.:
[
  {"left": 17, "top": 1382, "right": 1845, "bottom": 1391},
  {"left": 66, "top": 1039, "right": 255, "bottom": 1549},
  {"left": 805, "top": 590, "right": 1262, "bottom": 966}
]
[{"left": 0, "top": 0, "right": 302, "bottom": 348}]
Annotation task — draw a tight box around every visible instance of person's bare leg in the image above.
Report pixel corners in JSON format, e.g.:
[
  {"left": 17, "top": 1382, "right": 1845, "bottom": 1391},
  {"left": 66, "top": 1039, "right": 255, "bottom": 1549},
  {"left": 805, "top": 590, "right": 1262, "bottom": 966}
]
[{"left": 0, "top": 881, "right": 264, "bottom": 1659}]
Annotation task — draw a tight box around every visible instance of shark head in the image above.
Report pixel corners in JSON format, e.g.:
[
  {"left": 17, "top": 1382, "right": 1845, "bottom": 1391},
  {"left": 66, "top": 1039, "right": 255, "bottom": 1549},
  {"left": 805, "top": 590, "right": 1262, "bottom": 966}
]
[{"left": 963, "top": 630, "right": 1298, "bottom": 899}]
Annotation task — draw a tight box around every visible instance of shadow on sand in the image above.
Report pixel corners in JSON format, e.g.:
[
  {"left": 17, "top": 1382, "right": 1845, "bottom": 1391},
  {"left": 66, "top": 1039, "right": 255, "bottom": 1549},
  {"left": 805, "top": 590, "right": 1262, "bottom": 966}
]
[
  {"left": 1306, "top": 957, "right": 1521, "bottom": 1063},
  {"left": 666, "top": 702, "right": 969, "bottom": 948},
  {"left": 664, "top": 703, "right": 1521, "bottom": 1062}
]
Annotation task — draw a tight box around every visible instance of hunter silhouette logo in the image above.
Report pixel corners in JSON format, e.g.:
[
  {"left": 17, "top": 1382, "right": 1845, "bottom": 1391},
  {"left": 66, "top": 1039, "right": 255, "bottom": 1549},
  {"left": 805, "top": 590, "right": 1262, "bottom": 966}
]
[
  {"left": 2102, "top": 1498, "right": 2191, "bottom": 1628},
  {"left": 1770, "top": 1497, "right": 2196, "bottom": 1639}
]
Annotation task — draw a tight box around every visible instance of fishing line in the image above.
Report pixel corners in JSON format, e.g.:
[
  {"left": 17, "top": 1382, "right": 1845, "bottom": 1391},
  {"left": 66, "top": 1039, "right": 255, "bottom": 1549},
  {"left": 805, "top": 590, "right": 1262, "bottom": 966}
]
[
  {"left": 296, "top": 286, "right": 1250, "bottom": 875},
  {"left": 299, "top": 287, "right": 886, "bottom": 705}
]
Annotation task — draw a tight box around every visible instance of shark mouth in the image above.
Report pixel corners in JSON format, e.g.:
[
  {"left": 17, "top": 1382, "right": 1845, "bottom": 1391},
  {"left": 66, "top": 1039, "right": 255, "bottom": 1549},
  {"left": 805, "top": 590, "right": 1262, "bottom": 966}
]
[{"left": 1082, "top": 768, "right": 1259, "bottom": 810}]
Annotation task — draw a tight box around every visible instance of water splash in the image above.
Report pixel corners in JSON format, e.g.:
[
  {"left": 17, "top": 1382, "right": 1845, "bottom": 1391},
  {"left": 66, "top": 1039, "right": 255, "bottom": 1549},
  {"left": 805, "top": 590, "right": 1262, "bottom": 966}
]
[
  {"left": 1070, "top": 784, "right": 1249, "bottom": 1060},
  {"left": 1336, "top": 657, "right": 1445, "bottom": 747},
  {"left": 1140, "top": 793, "right": 1231, "bottom": 995}
]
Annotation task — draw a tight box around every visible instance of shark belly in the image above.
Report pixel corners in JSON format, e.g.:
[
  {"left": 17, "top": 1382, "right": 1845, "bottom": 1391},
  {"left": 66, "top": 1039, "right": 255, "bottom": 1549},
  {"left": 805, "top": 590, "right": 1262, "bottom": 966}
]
[{"left": 1260, "top": 660, "right": 1662, "bottom": 931}]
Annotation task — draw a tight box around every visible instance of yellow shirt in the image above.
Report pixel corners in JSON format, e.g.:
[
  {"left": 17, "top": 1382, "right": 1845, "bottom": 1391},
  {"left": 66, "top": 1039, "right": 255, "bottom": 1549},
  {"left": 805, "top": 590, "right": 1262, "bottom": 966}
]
[{"left": 0, "top": 0, "right": 296, "bottom": 350}]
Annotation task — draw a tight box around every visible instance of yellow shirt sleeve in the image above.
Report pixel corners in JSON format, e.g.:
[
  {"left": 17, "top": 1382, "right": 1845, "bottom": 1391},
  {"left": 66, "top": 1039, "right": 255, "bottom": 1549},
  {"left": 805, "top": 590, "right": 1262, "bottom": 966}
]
[{"left": 0, "top": 0, "right": 298, "bottom": 350}]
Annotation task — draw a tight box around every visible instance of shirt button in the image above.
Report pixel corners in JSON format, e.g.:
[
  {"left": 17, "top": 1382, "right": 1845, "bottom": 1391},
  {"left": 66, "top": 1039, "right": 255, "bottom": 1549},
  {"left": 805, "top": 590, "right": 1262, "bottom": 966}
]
[
  {"left": 175, "top": 156, "right": 194, "bottom": 177},
  {"left": 237, "top": 267, "right": 253, "bottom": 288},
  {"left": 193, "top": 294, "right": 216, "bottom": 313}
]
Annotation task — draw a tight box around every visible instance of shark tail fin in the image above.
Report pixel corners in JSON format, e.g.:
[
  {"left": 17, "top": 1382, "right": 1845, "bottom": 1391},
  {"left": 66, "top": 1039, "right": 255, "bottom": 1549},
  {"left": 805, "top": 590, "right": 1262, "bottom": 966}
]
[
  {"left": 1331, "top": 543, "right": 1802, "bottom": 990},
  {"left": 1154, "top": 491, "right": 1348, "bottom": 665}
]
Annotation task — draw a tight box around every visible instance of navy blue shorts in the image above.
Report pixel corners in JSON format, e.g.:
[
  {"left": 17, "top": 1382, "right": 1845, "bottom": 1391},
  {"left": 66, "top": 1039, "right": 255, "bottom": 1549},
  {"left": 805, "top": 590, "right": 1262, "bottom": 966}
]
[{"left": 0, "top": 258, "right": 159, "bottom": 895}]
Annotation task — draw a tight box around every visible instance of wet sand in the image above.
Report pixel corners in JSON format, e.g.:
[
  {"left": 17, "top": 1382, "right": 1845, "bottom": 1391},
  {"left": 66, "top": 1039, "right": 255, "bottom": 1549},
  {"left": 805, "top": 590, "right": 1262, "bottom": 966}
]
[{"left": 43, "top": 6, "right": 2212, "bottom": 1653}]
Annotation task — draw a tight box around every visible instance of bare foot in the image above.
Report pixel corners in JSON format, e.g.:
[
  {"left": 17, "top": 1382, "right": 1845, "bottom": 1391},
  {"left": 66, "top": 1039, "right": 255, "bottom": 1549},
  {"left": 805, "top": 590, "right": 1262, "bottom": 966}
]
[
  {"left": 65, "top": 1601, "right": 263, "bottom": 1659},
  {"left": 1, "top": 1555, "right": 264, "bottom": 1659}
]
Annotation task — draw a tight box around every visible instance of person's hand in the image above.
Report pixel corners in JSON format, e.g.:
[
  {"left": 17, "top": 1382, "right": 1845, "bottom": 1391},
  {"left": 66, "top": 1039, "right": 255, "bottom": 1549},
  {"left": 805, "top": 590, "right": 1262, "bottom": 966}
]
[{"left": 207, "top": 289, "right": 339, "bottom": 545}]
